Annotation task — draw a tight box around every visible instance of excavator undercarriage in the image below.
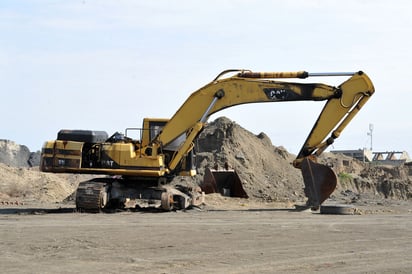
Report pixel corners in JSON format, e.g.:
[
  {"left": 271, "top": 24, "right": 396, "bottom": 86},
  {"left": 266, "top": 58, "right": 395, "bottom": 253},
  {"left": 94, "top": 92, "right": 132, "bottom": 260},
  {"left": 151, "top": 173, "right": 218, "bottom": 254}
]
[
  {"left": 75, "top": 177, "right": 205, "bottom": 213},
  {"left": 71, "top": 160, "right": 336, "bottom": 213}
]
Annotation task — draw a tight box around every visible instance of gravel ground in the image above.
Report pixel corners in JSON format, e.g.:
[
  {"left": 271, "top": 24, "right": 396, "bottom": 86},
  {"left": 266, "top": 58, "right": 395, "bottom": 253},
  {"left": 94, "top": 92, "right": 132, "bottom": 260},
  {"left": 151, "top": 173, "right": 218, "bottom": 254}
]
[{"left": 1, "top": 199, "right": 411, "bottom": 274}]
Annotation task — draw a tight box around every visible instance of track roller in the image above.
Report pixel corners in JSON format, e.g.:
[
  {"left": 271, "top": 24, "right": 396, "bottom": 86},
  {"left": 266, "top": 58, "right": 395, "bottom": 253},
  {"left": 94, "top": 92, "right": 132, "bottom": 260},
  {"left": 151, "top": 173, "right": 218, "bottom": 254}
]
[{"left": 76, "top": 181, "right": 110, "bottom": 213}]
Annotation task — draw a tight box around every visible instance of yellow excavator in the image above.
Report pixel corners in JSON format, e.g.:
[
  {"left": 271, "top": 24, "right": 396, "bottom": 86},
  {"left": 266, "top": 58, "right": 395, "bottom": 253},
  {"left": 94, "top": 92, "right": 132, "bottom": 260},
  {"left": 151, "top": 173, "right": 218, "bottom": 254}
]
[{"left": 40, "top": 69, "right": 374, "bottom": 212}]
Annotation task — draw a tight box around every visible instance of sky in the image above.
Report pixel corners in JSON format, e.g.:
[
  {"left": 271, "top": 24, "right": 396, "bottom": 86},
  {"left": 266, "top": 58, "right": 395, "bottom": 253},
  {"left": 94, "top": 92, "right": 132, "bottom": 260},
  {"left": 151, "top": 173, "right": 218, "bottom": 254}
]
[{"left": 1, "top": 0, "right": 411, "bottom": 155}]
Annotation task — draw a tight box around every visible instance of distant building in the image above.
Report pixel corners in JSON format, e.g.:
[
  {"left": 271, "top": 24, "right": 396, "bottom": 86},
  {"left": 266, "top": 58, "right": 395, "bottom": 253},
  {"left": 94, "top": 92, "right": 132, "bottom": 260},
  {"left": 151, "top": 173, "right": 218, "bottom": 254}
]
[
  {"left": 330, "top": 149, "right": 373, "bottom": 162},
  {"left": 371, "top": 151, "right": 411, "bottom": 166},
  {"left": 331, "top": 149, "right": 411, "bottom": 166}
]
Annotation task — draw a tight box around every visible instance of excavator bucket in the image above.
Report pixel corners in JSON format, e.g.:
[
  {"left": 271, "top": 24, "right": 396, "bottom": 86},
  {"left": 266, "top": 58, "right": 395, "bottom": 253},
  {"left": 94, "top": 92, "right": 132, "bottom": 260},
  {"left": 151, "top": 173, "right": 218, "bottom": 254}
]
[
  {"left": 200, "top": 167, "right": 249, "bottom": 198},
  {"left": 301, "top": 157, "right": 337, "bottom": 209}
]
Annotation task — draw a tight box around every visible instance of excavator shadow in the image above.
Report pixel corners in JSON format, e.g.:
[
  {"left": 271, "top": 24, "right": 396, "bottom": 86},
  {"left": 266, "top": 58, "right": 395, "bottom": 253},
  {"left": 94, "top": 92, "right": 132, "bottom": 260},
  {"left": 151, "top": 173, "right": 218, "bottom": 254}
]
[
  {"left": 0, "top": 205, "right": 314, "bottom": 215},
  {"left": 0, "top": 206, "right": 186, "bottom": 215},
  {"left": 0, "top": 207, "right": 76, "bottom": 215},
  {"left": 205, "top": 207, "right": 312, "bottom": 213}
]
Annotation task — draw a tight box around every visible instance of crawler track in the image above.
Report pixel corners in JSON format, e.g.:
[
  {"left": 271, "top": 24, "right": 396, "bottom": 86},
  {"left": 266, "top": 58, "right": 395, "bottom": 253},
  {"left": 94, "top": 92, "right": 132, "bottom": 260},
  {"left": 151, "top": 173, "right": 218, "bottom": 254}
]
[{"left": 76, "top": 180, "right": 108, "bottom": 213}]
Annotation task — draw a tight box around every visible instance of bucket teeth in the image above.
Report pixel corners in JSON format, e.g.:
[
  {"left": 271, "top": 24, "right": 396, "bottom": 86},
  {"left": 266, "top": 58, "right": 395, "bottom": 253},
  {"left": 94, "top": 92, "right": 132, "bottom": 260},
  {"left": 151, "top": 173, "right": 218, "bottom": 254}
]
[{"left": 301, "top": 157, "right": 337, "bottom": 209}]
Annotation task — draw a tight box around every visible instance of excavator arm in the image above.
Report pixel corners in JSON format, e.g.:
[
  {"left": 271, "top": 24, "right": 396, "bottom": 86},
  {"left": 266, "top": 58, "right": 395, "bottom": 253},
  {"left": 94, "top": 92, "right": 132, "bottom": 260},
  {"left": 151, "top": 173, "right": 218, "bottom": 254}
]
[
  {"left": 153, "top": 70, "right": 374, "bottom": 207},
  {"left": 155, "top": 70, "right": 374, "bottom": 163},
  {"left": 157, "top": 70, "right": 341, "bottom": 147}
]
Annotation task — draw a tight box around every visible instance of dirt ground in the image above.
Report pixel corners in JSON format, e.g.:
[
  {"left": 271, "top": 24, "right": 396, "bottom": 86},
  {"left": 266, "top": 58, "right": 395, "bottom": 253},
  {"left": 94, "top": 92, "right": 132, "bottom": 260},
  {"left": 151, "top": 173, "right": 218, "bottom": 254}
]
[{"left": 1, "top": 198, "right": 412, "bottom": 274}]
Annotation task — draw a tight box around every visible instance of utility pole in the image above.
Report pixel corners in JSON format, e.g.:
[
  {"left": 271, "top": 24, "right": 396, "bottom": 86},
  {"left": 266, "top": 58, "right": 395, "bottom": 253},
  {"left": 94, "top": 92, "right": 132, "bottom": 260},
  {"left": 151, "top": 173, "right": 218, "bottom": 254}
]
[{"left": 367, "top": 123, "right": 374, "bottom": 150}]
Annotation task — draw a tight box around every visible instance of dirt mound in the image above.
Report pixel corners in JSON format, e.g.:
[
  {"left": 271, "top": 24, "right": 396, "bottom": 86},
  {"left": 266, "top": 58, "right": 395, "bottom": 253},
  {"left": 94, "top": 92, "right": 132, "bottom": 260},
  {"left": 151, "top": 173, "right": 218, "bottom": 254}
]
[
  {"left": 195, "top": 117, "right": 304, "bottom": 202},
  {"left": 317, "top": 152, "right": 412, "bottom": 203},
  {"left": 337, "top": 164, "right": 412, "bottom": 201},
  {"left": 0, "top": 163, "right": 93, "bottom": 203}
]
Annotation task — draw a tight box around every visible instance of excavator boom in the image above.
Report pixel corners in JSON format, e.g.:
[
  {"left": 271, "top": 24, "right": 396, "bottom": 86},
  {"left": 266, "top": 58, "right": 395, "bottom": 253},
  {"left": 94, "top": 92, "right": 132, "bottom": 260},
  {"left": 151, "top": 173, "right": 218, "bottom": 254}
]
[{"left": 154, "top": 69, "right": 373, "bottom": 208}]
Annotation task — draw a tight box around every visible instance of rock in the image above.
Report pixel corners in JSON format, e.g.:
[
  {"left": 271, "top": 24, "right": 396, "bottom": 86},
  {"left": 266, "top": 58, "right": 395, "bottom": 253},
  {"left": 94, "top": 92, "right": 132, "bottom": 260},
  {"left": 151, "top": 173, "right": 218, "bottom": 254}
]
[
  {"left": 28, "top": 152, "right": 41, "bottom": 167},
  {"left": 0, "top": 140, "right": 38, "bottom": 167}
]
